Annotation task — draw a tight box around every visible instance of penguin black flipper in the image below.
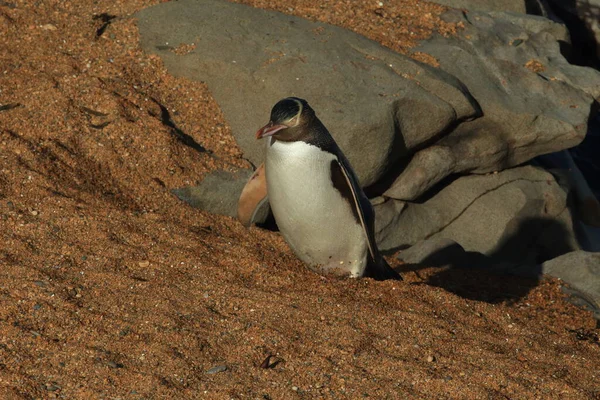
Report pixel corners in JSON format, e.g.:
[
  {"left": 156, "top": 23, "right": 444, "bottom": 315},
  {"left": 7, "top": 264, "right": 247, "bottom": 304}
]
[{"left": 332, "top": 157, "right": 402, "bottom": 281}]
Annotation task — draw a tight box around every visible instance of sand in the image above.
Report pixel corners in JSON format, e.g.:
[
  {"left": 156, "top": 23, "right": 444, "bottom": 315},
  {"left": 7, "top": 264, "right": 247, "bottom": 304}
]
[{"left": 0, "top": 0, "right": 599, "bottom": 398}]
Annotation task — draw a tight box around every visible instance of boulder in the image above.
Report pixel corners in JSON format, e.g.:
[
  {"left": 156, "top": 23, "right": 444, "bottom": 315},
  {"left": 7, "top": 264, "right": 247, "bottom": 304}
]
[
  {"left": 136, "top": 0, "right": 480, "bottom": 187},
  {"left": 385, "top": 9, "right": 600, "bottom": 200},
  {"left": 375, "top": 165, "right": 579, "bottom": 262}
]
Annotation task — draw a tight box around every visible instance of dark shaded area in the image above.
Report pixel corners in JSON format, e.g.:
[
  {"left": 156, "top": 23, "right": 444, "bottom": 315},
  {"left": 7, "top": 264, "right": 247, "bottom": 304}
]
[
  {"left": 256, "top": 211, "right": 279, "bottom": 232},
  {"left": 149, "top": 98, "right": 209, "bottom": 154},
  {"left": 524, "top": 0, "right": 545, "bottom": 15},
  {"left": 92, "top": 13, "right": 116, "bottom": 38},
  {"left": 544, "top": 0, "right": 600, "bottom": 68},
  {"left": 571, "top": 112, "right": 600, "bottom": 200},
  {"left": 398, "top": 217, "right": 575, "bottom": 303},
  {"left": 0, "top": 103, "right": 21, "bottom": 112}
]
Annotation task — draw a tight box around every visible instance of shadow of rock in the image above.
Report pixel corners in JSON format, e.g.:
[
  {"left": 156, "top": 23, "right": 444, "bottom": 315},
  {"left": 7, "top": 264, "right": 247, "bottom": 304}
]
[{"left": 397, "top": 217, "right": 575, "bottom": 303}]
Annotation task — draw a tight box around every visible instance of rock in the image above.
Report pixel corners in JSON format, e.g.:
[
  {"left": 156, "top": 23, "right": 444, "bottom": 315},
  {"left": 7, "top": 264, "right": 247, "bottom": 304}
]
[
  {"left": 542, "top": 251, "right": 600, "bottom": 318},
  {"left": 385, "top": 9, "right": 600, "bottom": 200},
  {"left": 206, "top": 365, "right": 227, "bottom": 374},
  {"left": 136, "top": 0, "right": 479, "bottom": 186},
  {"left": 172, "top": 169, "right": 254, "bottom": 218},
  {"left": 376, "top": 165, "right": 579, "bottom": 262}
]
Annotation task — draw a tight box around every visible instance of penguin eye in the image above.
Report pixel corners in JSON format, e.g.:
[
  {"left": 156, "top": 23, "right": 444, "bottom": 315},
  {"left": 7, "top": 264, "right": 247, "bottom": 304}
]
[{"left": 286, "top": 113, "right": 300, "bottom": 127}]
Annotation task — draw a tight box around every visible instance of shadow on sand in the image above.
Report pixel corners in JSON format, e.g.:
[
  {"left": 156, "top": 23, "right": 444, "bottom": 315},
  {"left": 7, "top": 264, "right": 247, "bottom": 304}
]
[{"left": 397, "top": 217, "right": 576, "bottom": 304}]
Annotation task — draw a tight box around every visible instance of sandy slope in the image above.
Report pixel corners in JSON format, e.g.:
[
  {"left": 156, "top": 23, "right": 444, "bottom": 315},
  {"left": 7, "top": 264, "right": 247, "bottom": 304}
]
[{"left": 0, "top": 0, "right": 598, "bottom": 398}]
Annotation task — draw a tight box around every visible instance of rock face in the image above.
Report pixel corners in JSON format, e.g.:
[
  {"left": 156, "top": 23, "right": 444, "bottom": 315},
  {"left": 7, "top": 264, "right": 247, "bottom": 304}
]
[
  {"left": 385, "top": 9, "right": 600, "bottom": 200},
  {"left": 136, "top": 0, "right": 479, "bottom": 187},
  {"left": 542, "top": 251, "right": 600, "bottom": 319},
  {"left": 375, "top": 165, "right": 578, "bottom": 262}
]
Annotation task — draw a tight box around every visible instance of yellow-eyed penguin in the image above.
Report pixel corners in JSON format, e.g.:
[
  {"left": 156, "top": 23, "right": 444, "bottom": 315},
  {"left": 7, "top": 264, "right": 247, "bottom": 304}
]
[{"left": 255, "top": 97, "right": 401, "bottom": 280}]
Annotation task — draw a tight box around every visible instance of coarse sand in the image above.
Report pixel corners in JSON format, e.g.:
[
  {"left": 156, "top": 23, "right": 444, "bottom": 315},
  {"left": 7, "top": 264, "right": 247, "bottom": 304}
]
[{"left": 0, "top": 0, "right": 598, "bottom": 398}]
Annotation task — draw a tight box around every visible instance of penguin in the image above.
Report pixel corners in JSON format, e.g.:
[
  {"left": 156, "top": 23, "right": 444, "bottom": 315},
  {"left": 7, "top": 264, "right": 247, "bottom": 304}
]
[{"left": 255, "top": 97, "right": 401, "bottom": 281}]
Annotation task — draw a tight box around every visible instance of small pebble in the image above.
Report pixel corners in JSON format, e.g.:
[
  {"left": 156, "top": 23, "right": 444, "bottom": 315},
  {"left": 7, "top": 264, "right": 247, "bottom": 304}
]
[
  {"left": 427, "top": 355, "right": 435, "bottom": 362},
  {"left": 108, "top": 361, "right": 124, "bottom": 369},
  {"left": 206, "top": 365, "right": 227, "bottom": 374},
  {"left": 45, "top": 383, "right": 60, "bottom": 391},
  {"left": 292, "top": 386, "right": 299, "bottom": 391}
]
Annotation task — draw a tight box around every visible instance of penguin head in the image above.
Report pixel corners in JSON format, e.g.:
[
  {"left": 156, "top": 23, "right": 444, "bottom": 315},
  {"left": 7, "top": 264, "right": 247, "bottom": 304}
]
[{"left": 256, "top": 97, "right": 315, "bottom": 141}]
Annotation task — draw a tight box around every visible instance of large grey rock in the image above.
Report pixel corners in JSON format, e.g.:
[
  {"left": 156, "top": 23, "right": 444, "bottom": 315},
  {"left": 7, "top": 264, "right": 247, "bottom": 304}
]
[
  {"left": 385, "top": 10, "right": 600, "bottom": 200},
  {"left": 171, "top": 169, "right": 253, "bottom": 218},
  {"left": 375, "top": 165, "right": 579, "bottom": 262},
  {"left": 136, "top": 0, "right": 479, "bottom": 187},
  {"left": 542, "top": 251, "right": 600, "bottom": 318}
]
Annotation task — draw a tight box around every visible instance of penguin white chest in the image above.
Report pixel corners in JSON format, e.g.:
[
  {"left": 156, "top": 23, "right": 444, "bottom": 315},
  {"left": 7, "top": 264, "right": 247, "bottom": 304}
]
[{"left": 265, "top": 139, "right": 368, "bottom": 277}]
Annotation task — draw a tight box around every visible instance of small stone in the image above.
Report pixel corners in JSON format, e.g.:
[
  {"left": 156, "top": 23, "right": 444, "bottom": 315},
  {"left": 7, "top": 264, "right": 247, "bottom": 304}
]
[
  {"left": 138, "top": 261, "right": 150, "bottom": 268},
  {"left": 292, "top": 386, "right": 299, "bottom": 391},
  {"left": 30, "top": 210, "right": 38, "bottom": 216},
  {"left": 45, "top": 382, "right": 61, "bottom": 391},
  {"left": 206, "top": 365, "right": 227, "bottom": 374},
  {"left": 108, "top": 361, "right": 124, "bottom": 369},
  {"left": 427, "top": 355, "right": 435, "bottom": 362},
  {"left": 40, "top": 24, "right": 57, "bottom": 31}
]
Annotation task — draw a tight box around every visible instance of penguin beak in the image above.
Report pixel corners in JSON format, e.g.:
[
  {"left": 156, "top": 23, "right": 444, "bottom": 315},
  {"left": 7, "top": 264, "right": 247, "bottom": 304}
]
[{"left": 256, "top": 122, "right": 287, "bottom": 139}]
